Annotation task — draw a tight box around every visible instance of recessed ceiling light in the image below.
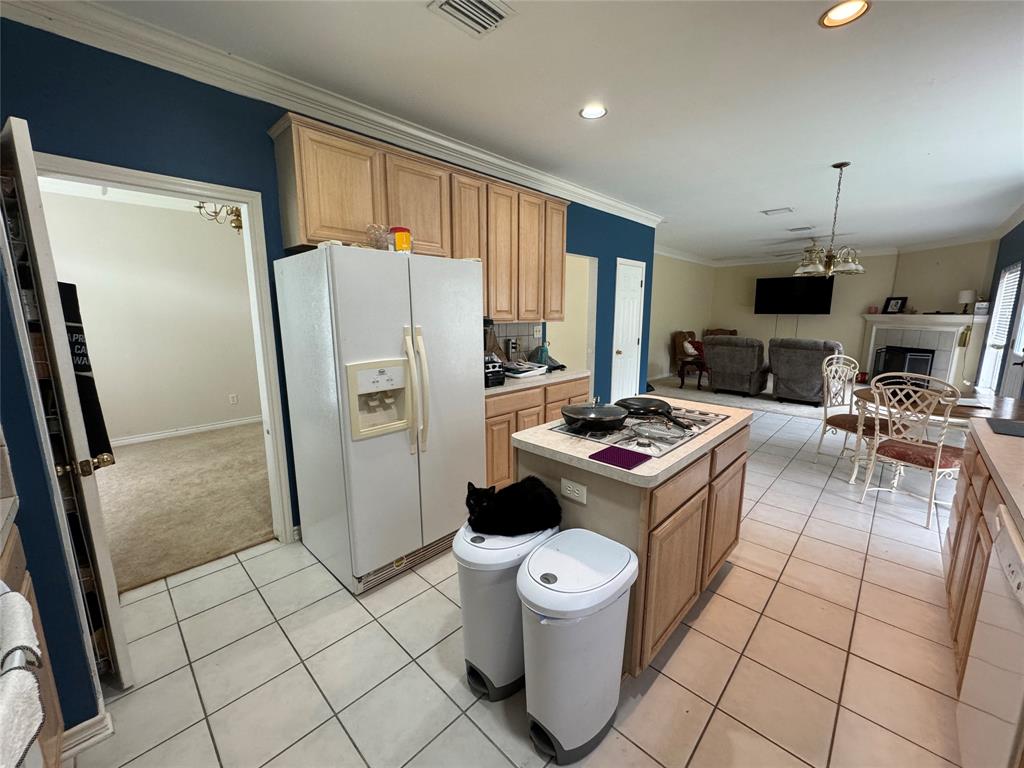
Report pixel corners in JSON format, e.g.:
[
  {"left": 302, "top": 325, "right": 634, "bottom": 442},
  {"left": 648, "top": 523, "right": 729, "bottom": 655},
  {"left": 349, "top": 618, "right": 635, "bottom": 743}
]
[
  {"left": 579, "top": 103, "right": 607, "bottom": 120},
  {"left": 819, "top": 0, "right": 870, "bottom": 28}
]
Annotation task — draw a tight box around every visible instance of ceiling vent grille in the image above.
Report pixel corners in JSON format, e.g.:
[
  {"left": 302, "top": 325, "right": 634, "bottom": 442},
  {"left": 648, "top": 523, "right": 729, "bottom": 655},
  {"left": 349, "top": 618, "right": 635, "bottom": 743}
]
[
  {"left": 428, "top": 0, "right": 515, "bottom": 37},
  {"left": 787, "top": 225, "right": 815, "bottom": 232}
]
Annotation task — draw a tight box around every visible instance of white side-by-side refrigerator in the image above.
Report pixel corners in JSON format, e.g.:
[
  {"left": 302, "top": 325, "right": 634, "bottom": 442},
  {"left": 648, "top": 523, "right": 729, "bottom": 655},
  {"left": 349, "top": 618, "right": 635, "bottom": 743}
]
[{"left": 275, "top": 243, "right": 485, "bottom": 592}]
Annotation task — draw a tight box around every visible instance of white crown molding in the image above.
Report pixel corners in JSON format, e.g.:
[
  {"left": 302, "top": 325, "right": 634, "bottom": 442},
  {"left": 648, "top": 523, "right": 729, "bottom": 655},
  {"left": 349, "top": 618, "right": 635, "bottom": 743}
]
[
  {"left": 895, "top": 234, "right": 1001, "bottom": 255},
  {"left": 653, "top": 246, "right": 713, "bottom": 265},
  {"left": 2, "top": 1, "right": 663, "bottom": 228},
  {"left": 994, "top": 202, "right": 1024, "bottom": 239}
]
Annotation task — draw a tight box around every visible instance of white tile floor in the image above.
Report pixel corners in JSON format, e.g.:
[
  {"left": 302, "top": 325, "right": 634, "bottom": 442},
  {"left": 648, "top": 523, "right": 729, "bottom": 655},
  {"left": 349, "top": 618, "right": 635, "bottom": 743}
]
[{"left": 76, "top": 408, "right": 964, "bottom": 768}]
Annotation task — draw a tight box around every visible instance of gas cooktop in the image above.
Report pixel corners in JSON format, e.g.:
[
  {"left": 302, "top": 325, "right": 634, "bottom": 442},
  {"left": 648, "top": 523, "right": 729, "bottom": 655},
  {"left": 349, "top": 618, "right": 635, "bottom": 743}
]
[{"left": 550, "top": 407, "right": 727, "bottom": 457}]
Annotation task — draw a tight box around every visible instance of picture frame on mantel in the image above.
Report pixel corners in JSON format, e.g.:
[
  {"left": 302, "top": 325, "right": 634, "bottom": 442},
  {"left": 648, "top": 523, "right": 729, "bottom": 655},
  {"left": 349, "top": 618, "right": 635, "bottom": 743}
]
[{"left": 882, "top": 296, "right": 908, "bottom": 314}]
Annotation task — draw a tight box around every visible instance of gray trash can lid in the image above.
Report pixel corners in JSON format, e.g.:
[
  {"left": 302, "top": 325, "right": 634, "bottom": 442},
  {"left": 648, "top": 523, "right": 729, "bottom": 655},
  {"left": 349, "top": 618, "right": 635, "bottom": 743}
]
[
  {"left": 452, "top": 523, "right": 559, "bottom": 571},
  {"left": 517, "top": 529, "right": 639, "bottom": 619}
]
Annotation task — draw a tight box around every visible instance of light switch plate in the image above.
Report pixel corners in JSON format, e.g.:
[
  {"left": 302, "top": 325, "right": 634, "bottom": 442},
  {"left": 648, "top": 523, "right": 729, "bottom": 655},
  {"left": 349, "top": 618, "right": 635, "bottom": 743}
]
[
  {"left": 560, "top": 478, "right": 587, "bottom": 504},
  {"left": 533, "top": 325, "right": 543, "bottom": 339}
]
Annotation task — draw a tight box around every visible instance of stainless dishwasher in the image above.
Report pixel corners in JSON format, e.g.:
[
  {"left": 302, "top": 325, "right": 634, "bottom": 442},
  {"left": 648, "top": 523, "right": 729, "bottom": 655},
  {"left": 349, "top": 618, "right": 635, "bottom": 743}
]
[{"left": 957, "top": 503, "right": 1024, "bottom": 768}]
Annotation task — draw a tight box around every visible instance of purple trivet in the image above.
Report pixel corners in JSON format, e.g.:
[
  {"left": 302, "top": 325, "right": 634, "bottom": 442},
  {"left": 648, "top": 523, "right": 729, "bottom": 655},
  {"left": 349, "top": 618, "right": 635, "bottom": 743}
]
[{"left": 588, "top": 445, "right": 652, "bottom": 470}]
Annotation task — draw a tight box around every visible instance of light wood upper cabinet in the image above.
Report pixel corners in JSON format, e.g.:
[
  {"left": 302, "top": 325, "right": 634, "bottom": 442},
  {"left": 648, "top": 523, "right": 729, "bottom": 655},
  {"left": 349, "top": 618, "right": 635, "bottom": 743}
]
[
  {"left": 386, "top": 155, "right": 451, "bottom": 257},
  {"left": 544, "top": 201, "right": 568, "bottom": 321},
  {"left": 702, "top": 455, "right": 745, "bottom": 587},
  {"left": 277, "top": 119, "right": 386, "bottom": 246},
  {"left": 452, "top": 173, "right": 488, "bottom": 312},
  {"left": 517, "top": 192, "right": 546, "bottom": 322},
  {"left": 487, "top": 183, "right": 519, "bottom": 321},
  {"left": 643, "top": 489, "right": 707, "bottom": 662}
]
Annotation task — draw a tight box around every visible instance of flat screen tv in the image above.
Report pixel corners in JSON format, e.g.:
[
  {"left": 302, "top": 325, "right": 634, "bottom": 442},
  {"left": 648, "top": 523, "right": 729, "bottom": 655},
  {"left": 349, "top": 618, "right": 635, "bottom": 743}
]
[{"left": 754, "top": 276, "right": 834, "bottom": 315}]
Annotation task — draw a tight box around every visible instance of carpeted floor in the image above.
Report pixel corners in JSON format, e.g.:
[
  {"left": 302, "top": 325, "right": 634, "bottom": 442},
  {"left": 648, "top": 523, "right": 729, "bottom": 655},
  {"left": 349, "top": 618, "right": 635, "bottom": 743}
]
[
  {"left": 649, "top": 373, "right": 825, "bottom": 418},
  {"left": 96, "top": 422, "right": 274, "bottom": 592}
]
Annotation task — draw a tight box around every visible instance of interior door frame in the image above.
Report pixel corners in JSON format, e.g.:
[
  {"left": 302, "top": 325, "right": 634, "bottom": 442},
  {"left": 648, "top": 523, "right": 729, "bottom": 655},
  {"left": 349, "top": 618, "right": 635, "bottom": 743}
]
[
  {"left": 998, "top": 274, "right": 1024, "bottom": 397},
  {"left": 611, "top": 257, "right": 646, "bottom": 402},
  {"left": 33, "top": 153, "right": 296, "bottom": 547}
]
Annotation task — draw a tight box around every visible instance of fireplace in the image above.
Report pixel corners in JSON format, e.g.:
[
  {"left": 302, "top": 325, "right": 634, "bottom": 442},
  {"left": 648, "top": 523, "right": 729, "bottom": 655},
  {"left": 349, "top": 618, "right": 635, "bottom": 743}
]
[{"left": 873, "top": 346, "right": 935, "bottom": 377}]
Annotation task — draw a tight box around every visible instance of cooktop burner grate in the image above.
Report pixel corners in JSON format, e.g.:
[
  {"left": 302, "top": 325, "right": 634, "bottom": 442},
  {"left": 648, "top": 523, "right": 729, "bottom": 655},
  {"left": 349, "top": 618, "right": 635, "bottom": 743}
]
[{"left": 551, "top": 407, "right": 727, "bottom": 457}]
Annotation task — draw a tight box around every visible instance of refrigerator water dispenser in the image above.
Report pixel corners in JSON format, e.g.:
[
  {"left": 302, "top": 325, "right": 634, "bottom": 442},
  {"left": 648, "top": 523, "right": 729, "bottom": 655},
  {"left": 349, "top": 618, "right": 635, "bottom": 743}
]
[{"left": 345, "top": 359, "right": 409, "bottom": 440}]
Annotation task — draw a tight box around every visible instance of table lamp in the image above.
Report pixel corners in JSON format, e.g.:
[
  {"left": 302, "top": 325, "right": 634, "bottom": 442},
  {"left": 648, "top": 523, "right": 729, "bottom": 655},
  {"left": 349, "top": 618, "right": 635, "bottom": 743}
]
[{"left": 958, "top": 289, "right": 977, "bottom": 314}]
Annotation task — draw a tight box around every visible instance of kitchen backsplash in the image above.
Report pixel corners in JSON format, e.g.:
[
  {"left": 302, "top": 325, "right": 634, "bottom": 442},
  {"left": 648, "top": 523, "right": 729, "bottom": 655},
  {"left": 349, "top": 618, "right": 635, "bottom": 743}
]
[{"left": 493, "top": 322, "right": 543, "bottom": 361}]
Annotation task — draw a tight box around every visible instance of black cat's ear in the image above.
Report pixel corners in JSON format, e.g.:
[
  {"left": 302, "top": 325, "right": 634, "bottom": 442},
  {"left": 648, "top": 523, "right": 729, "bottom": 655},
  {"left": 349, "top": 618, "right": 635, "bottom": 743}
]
[{"left": 467, "top": 482, "right": 475, "bottom": 492}]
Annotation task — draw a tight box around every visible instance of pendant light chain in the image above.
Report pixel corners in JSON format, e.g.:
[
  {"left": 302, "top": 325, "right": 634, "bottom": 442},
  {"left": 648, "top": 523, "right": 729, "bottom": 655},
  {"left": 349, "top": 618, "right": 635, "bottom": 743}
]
[{"left": 829, "top": 164, "right": 844, "bottom": 252}]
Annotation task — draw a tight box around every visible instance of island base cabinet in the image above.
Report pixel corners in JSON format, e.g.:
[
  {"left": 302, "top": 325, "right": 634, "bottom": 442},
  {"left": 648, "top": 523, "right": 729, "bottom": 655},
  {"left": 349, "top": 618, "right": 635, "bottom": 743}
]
[
  {"left": 702, "top": 456, "right": 746, "bottom": 588},
  {"left": 642, "top": 489, "right": 707, "bottom": 662}
]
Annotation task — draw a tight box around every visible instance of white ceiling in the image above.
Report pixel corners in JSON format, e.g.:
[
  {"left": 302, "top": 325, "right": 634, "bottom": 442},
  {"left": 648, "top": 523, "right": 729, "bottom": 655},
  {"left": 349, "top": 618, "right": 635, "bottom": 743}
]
[{"left": 77, "top": 2, "right": 1024, "bottom": 262}]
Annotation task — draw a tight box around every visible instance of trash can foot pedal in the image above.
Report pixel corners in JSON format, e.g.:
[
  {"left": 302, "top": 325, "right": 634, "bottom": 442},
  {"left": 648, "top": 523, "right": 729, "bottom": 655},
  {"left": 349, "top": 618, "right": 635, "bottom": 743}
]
[
  {"left": 527, "top": 712, "right": 615, "bottom": 765},
  {"left": 465, "top": 660, "right": 523, "bottom": 702}
]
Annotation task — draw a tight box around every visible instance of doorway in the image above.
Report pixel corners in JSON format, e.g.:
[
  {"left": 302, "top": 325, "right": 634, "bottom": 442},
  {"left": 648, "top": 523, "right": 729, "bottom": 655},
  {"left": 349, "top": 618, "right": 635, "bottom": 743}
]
[
  {"left": 34, "top": 155, "right": 293, "bottom": 592},
  {"left": 544, "top": 253, "right": 597, "bottom": 377},
  {"left": 610, "top": 258, "right": 646, "bottom": 403},
  {"left": 977, "top": 261, "right": 1022, "bottom": 395}
]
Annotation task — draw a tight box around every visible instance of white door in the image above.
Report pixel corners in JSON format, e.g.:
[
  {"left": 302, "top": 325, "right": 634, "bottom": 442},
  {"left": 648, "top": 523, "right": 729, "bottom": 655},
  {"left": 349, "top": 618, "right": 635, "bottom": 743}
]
[
  {"left": 978, "top": 262, "right": 1021, "bottom": 393},
  {"left": 999, "top": 269, "right": 1024, "bottom": 398},
  {"left": 610, "top": 258, "right": 646, "bottom": 403},
  {"left": 1, "top": 118, "right": 133, "bottom": 686},
  {"left": 328, "top": 246, "right": 423, "bottom": 576},
  {"left": 408, "top": 255, "right": 485, "bottom": 544}
]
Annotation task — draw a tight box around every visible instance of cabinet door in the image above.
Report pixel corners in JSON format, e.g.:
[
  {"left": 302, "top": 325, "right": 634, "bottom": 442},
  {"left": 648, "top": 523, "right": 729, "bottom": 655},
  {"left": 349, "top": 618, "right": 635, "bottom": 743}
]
[
  {"left": 452, "top": 173, "right": 488, "bottom": 311},
  {"left": 485, "top": 413, "right": 515, "bottom": 489},
  {"left": 487, "top": 184, "right": 518, "bottom": 320},
  {"left": 643, "top": 489, "right": 707, "bottom": 663},
  {"left": 948, "top": 490, "right": 982, "bottom": 624},
  {"left": 702, "top": 455, "right": 745, "bottom": 587},
  {"left": 569, "top": 394, "right": 590, "bottom": 404},
  {"left": 517, "top": 404, "right": 544, "bottom": 432},
  {"left": 298, "top": 127, "right": 385, "bottom": 243},
  {"left": 543, "top": 201, "right": 567, "bottom": 321},
  {"left": 953, "top": 520, "right": 992, "bottom": 689},
  {"left": 517, "top": 192, "right": 545, "bottom": 321},
  {"left": 546, "top": 399, "right": 568, "bottom": 423},
  {"left": 386, "top": 154, "right": 451, "bottom": 257}
]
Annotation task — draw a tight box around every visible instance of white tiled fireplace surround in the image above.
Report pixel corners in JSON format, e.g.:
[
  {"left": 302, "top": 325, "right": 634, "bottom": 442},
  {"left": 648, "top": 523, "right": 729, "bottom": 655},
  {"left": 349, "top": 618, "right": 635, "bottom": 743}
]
[
  {"left": 72, "top": 408, "right": 964, "bottom": 768},
  {"left": 862, "top": 313, "right": 987, "bottom": 385}
]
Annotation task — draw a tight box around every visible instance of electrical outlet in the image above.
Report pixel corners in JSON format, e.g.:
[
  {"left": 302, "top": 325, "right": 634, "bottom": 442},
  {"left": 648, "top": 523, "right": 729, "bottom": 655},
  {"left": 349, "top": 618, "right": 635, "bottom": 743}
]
[
  {"left": 228, "top": 393, "right": 239, "bottom": 405},
  {"left": 560, "top": 478, "right": 587, "bottom": 504},
  {"left": 533, "top": 325, "right": 542, "bottom": 339}
]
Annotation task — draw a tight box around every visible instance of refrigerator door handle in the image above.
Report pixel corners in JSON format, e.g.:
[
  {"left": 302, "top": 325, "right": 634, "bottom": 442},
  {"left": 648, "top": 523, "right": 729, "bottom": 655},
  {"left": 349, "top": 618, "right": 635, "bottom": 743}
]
[
  {"left": 403, "top": 326, "right": 420, "bottom": 455},
  {"left": 414, "top": 325, "right": 431, "bottom": 451}
]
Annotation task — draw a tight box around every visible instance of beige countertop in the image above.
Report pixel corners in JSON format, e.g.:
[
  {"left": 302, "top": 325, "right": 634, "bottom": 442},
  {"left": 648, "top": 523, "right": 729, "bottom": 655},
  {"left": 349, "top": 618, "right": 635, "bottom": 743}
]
[
  {"left": 484, "top": 369, "right": 590, "bottom": 397},
  {"left": 512, "top": 397, "right": 753, "bottom": 488},
  {"left": 970, "top": 418, "right": 1023, "bottom": 537}
]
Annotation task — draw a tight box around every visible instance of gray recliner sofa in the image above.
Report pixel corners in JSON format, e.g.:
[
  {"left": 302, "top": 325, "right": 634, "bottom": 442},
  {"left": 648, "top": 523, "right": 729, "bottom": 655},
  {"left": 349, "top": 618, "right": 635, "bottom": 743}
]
[
  {"left": 769, "top": 338, "right": 843, "bottom": 404},
  {"left": 704, "top": 336, "right": 770, "bottom": 396}
]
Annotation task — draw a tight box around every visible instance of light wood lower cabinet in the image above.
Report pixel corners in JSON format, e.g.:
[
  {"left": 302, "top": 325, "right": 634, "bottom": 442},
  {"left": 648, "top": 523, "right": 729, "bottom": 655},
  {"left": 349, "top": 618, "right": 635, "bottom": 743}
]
[
  {"left": 642, "top": 488, "right": 708, "bottom": 661},
  {"left": 385, "top": 155, "right": 451, "bottom": 257},
  {"left": 702, "top": 455, "right": 746, "bottom": 587},
  {"left": 952, "top": 519, "right": 991, "bottom": 688},
  {"left": 485, "top": 413, "right": 515, "bottom": 489},
  {"left": 517, "top": 405, "right": 544, "bottom": 432}
]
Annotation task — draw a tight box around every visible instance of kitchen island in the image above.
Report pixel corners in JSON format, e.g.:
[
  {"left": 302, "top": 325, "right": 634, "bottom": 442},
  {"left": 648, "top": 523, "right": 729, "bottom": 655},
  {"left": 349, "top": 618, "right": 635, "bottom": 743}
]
[{"left": 512, "top": 397, "right": 752, "bottom": 675}]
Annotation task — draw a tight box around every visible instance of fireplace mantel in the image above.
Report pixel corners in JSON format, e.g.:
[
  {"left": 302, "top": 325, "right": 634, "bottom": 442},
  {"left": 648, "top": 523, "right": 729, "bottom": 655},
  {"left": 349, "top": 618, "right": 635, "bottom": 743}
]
[{"left": 862, "top": 313, "right": 989, "bottom": 329}]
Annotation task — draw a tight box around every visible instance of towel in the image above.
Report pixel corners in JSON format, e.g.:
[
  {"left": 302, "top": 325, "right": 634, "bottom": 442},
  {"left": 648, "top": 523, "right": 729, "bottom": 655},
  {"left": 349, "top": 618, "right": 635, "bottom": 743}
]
[
  {"left": 0, "top": 591, "right": 39, "bottom": 669},
  {"left": 0, "top": 665, "right": 44, "bottom": 768}
]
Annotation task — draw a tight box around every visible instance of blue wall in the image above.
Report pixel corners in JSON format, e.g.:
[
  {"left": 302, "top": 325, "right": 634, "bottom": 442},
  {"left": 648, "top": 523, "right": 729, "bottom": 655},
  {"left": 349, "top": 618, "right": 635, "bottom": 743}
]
[
  {"left": 989, "top": 220, "right": 1024, "bottom": 396},
  {"left": 1, "top": 18, "right": 655, "bottom": 725},
  {"left": 567, "top": 204, "right": 656, "bottom": 401}
]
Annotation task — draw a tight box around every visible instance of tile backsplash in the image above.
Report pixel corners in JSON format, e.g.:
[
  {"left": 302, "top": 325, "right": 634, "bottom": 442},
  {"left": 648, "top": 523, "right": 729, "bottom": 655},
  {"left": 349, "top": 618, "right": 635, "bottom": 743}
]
[{"left": 492, "top": 322, "right": 543, "bottom": 361}]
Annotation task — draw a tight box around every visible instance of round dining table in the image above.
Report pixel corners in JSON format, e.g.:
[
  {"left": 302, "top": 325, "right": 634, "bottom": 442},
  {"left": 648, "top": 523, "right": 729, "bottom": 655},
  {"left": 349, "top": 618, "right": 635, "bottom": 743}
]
[{"left": 851, "top": 388, "right": 1024, "bottom": 422}]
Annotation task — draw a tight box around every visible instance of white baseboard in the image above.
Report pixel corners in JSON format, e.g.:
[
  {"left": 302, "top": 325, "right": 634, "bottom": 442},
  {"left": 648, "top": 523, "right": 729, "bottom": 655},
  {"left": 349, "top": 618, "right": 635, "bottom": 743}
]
[
  {"left": 61, "top": 711, "right": 113, "bottom": 760},
  {"left": 110, "top": 416, "right": 262, "bottom": 447}
]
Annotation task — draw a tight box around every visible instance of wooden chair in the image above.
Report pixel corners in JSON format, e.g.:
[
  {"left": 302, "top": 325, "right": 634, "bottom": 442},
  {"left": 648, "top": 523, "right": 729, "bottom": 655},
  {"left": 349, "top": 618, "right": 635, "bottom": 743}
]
[
  {"left": 859, "top": 373, "right": 962, "bottom": 528},
  {"left": 672, "top": 331, "right": 707, "bottom": 389}
]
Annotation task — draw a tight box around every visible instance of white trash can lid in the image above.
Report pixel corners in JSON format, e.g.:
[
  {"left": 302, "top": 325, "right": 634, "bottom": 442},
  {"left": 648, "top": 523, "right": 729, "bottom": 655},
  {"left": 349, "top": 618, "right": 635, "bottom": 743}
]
[
  {"left": 452, "top": 523, "right": 559, "bottom": 571},
  {"left": 517, "top": 529, "right": 639, "bottom": 619}
]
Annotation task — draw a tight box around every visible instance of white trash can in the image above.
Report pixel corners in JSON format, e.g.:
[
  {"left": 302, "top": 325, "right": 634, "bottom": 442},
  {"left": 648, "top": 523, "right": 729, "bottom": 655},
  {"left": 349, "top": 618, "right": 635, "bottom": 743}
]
[
  {"left": 452, "top": 522, "right": 558, "bottom": 701},
  {"left": 517, "top": 529, "right": 639, "bottom": 765}
]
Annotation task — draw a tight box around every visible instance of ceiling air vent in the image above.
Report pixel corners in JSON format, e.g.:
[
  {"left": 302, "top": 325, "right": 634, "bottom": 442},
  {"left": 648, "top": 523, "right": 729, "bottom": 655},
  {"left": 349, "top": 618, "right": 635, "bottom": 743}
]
[
  {"left": 428, "top": 0, "right": 516, "bottom": 37},
  {"left": 787, "top": 225, "right": 815, "bottom": 232},
  {"left": 759, "top": 207, "right": 794, "bottom": 216}
]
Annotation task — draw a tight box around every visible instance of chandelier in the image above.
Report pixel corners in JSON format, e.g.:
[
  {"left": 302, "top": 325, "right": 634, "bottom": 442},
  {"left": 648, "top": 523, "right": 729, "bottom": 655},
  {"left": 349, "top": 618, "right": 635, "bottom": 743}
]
[
  {"left": 195, "top": 202, "right": 243, "bottom": 234},
  {"left": 794, "top": 162, "right": 864, "bottom": 277}
]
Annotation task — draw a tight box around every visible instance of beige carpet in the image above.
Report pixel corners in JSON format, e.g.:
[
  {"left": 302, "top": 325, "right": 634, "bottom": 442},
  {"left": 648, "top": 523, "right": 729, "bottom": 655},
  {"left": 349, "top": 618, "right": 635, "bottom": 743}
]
[
  {"left": 650, "top": 374, "right": 824, "bottom": 418},
  {"left": 96, "top": 422, "right": 274, "bottom": 591}
]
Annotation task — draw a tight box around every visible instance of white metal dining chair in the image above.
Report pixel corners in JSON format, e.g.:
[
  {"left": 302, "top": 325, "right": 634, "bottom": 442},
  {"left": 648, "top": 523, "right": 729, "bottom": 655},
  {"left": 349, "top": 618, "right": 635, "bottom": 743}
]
[
  {"left": 816, "top": 354, "right": 862, "bottom": 461},
  {"left": 859, "top": 373, "right": 962, "bottom": 528}
]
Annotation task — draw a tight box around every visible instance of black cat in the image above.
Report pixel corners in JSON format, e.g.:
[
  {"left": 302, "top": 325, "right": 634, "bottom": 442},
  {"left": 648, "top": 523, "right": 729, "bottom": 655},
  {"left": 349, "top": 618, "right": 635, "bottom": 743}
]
[{"left": 466, "top": 476, "right": 561, "bottom": 536}]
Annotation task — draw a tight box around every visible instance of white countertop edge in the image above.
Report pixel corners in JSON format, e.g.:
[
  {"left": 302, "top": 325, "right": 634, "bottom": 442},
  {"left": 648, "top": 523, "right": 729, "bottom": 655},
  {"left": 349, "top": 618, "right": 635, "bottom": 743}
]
[
  {"left": 485, "top": 369, "right": 591, "bottom": 397},
  {"left": 969, "top": 418, "right": 1023, "bottom": 537},
  {"left": 513, "top": 399, "right": 754, "bottom": 488}
]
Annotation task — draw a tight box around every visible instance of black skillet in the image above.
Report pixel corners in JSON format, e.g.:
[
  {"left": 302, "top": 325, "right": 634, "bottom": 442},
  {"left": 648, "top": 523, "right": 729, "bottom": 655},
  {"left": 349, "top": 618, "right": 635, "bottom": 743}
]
[
  {"left": 615, "top": 397, "right": 696, "bottom": 430},
  {"left": 561, "top": 402, "right": 628, "bottom": 432}
]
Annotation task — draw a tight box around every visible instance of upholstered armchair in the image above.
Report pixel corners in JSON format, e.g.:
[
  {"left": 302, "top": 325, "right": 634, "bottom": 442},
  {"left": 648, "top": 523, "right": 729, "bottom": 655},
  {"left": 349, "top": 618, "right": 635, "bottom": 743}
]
[
  {"left": 703, "top": 336, "right": 769, "bottom": 395},
  {"left": 769, "top": 338, "right": 843, "bottom": 404}
]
